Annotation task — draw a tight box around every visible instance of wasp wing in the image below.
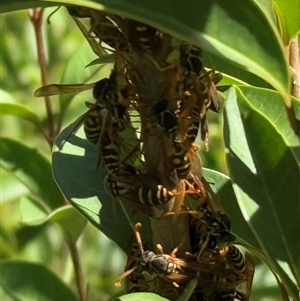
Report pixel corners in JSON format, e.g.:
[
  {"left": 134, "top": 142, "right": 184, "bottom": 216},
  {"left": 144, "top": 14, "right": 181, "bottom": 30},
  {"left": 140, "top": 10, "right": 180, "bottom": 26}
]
[{"left": 34, "top": 83, "right": 96, "bottom": 97}]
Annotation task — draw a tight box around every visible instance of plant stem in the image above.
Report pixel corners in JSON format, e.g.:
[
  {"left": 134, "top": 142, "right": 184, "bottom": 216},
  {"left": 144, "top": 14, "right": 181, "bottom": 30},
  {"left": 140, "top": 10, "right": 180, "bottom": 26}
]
[
  {"left": 289, "top": 36, "right": 300, "bottom": 99},
  {"left": 65, "top": 235, "right": 87, "bottom": 301},
  {"left": 29, "top": 8, "right": 56, "bottom": 147}
]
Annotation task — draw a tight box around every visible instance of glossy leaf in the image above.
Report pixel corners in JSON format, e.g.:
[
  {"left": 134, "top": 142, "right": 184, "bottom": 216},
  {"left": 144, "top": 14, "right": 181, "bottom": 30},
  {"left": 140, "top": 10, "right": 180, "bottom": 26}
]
[
  {"left": 223, "top": 85, "right": 300, "bottom": 298},
  {"left": 1, "top": 0, "right": 289, "bottom": 97},
  {"left": 0, "top": 137, "right": 64, "bottom": 210},
  {"left": 52, "top": 119, "right": 150, "bottom": 252},
  {"left": 0, "top": 102, "right": 43, "bottom": 130},
  {"left": 204, "top": 52, "right": 272, "bottom": 89},
  {"left": 236, "top": 86, "right": 300, "bottom": 161},
  {"left": 273, "top": 0, "right": 300, "bottom": 43},
  {"left": 0, "top": 260, "right": 78, "bottom": 301}
]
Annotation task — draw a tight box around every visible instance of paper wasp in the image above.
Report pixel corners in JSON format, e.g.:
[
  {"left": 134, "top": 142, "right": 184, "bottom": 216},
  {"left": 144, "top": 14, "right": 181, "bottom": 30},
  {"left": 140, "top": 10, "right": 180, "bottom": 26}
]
[
  {"left": 151, "top": 98, "right": 178, "bottom": 141},
  {"left": 105, "top": 167, "right": 175, "bottom": 207},
  {"left": 126, "top": 20, "right": 161, "bottom": 53},
  {"left": 116, "top": 223, "right": 246, "bottom": 291},
  {"left": 89, "top": 13, "right": 129, "bottom": 52},
  {"left": 189, "top": 208, "right": 235, "bottom": 258},
  {"left": 35, "top": 68, "right": 137, "bottom": 172},
  {"left": 150, "top": 98, "right": 192, "bottom": 180},
  {"left": 115, "top": 222, "right": 188, "bottom": 288}
]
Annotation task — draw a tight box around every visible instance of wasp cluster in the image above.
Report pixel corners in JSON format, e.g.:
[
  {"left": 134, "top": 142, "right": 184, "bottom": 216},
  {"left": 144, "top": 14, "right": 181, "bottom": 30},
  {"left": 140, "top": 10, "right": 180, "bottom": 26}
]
[{"left": 61, "top": 6, "right": 254, "bottom": 301}]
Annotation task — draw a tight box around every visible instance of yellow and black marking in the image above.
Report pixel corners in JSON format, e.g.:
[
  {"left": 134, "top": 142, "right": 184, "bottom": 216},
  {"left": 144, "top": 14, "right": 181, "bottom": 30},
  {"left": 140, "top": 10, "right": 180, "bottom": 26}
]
[{"left": 171, "top": 141, "right": 191, "bottom": 179}]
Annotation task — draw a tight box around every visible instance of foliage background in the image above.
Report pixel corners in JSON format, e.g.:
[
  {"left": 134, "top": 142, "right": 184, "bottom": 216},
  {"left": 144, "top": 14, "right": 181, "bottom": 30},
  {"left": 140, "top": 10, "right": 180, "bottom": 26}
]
[{"left": 0, "top": 3, "right": 299, "bottom": 301}]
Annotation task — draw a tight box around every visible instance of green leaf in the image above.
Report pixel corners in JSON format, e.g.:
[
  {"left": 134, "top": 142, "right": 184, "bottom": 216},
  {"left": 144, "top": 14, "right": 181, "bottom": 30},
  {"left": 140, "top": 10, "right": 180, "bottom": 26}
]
[
  {"left": 47, "top": 205, "right": 87, "bottom": 241},
  {"left": 0, "top": 169, "right": 29, "bottom": 204},
  {"left": 52, "top": 119, "right": 150, "bottom": 252},
  {"left": 58, "top": 39, "right": 112, "bottom": 115},
  {"left": 238, "top": 238, "right": 295, "bottom": 301},
  {"left": 0, "top": 137, "right": 64, "bottom": 210},
  {"left": 19, "top": 196, "right": 87, "bottom": 242},
  {"left": 223, "top": 85, "right": 300, "bottom": 299},
  {"left": 19, "top": 196, "right": 48, "bottom": 224},
  {"left": 110, "top": 292, "right": 169, "bottom": 301},
  {"left": 0, "top": 102, "right": 43, "bottom": 129},
  {"left": 85, "top": 55, "right": 115, "bottom": 68},
  {"left": 0, "top": 260, "right": 78, "bottom": 301},
  {"left": 2, "top": 1, "right": 290, "bottom": 96},
  {"left": 236, "top": 86, "right": 300, "bottom": 161},
  {"left": 204, "top": 53, "right": 272, "bottom": 89},
  {"left": 273, "top": 0, "right": 300, "bottom": 43},
  {"left": 0, "top": 1, "right": 55, "bottom": 12},
  {"left": 175, "top": 279, "right": 197, "bottom": 301}
]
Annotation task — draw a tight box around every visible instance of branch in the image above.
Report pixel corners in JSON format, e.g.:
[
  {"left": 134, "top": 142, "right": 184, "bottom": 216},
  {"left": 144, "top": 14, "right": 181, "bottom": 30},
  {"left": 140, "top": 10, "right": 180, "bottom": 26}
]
[
  {"left": 65, "top": 235, "right": 87, "bottom": 301},
  {"left": 29, "top": 8, "right": 57, "bottom": 147},
  {"left": 289, "top": 36, "right": 300, "bottom": 99}
]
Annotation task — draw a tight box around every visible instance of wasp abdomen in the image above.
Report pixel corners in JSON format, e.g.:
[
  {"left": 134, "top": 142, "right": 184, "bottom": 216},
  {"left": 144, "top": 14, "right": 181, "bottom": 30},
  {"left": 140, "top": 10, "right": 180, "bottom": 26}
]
[
  {"left": 137, "top": 185, "right": 174, "bottom": 206},
  {"left": 172, "top": 141, "right": 191, "bottom": 179}
]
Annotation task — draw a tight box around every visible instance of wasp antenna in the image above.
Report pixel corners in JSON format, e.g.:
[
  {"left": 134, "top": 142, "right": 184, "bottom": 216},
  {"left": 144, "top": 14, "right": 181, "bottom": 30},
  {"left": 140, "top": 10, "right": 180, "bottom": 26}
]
[
  {"left": 170, "top": 247, "right": 179, "bottom": 258},
  {"left": 156, "top": 244, "right": 164, "bottom": 254},
  {"left": 134, "top": 223, "right": 144, "bottom": 254},
  {"left": 115, "top": 266, "right": 137, "bottom": 287}
]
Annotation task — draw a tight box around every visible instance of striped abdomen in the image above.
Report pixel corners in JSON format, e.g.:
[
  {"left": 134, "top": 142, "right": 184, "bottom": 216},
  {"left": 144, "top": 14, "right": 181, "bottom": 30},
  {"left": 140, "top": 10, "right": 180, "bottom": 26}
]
[
  {"left": 101, "top": 133, "right": 120, "bottom": 174},
  {"left": 83, "top": 104, "right": 102, "bottom": 144},
  {"left": 136, "top": 185, "right": 174, "bottom": 206},
  {"left": 172, "top": 141, "right": 191, "bottom": 179},
  {"left": 226, "top": 245, "right": 245, "bottom": 274}
]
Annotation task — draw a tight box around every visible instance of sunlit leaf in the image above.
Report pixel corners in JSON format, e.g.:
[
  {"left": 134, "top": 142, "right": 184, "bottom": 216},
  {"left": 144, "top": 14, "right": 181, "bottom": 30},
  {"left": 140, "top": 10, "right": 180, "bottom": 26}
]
[
  {"left": 2, "top": 0, "right": 289, "bottom": 96},
  {"left": 204, "top": 53, "right": 272, "bottom": 89},
  {"left": 236, "top": 87, "right": 300, "bottom": 161},
  {"left": 223, "top": 85, "right": 300, "bottom": 299},
  {"left": 19, "top": 196, "right": 48, "bottom": 224},
  {"left": 52, "top": 119, "right": 150, "bottom": 252},
  {"left": 0, "top": 103, "right": 43, "bottom": 130},
  {"left": 0, "top": 137, "right": 64, "bottom": 210},
  {"left": 273, "top": 0, "right": 300, "bottom": 43},
  {"left": 0, "top": 260, "right": 78, "bottom": 301},
  {"left": 0, "top": 170, "right": 29, "bottom": 204}
]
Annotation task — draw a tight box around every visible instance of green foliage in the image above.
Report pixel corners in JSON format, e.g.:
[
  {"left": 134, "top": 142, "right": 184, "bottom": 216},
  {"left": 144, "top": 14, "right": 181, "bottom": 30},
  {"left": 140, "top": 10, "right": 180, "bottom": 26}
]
[
  {"left": 0, "top": 260, "right": 78, "bottom": 301},
  {"left": 224, "top": 86, "right": 300, "bottom": 298},
  {"left": 0, "top": 1, "right": 299, "bottom": 301}
]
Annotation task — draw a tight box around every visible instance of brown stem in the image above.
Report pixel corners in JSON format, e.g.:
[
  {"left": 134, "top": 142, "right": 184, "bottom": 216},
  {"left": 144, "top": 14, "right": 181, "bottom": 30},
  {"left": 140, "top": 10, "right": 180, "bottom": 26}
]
[
  {"left": 29, "top": 8, "right": 56, "bottom": 147},
  {"left": 289, "top": 37, "right": 300, "bottom": 99},
  {"left": 65, "top": 235, "right": 87, "bottom": 301}
]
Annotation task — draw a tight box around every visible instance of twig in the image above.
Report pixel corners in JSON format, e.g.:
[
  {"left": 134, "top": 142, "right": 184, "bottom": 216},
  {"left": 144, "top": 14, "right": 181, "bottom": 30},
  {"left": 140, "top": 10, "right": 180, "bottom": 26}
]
[
  {"left": 65, "top": 235, "right": 87, "bottom": 301},
  {"left": 29, "top": 8, "right": 56, "bottom": 147},
  {"left": 289, "top": 37, "right": 300, "bottom": 99}
]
